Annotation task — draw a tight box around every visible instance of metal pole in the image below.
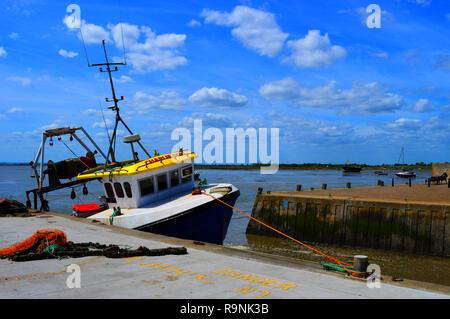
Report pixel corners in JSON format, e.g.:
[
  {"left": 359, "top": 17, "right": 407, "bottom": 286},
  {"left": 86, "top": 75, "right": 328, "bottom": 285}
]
[
  {"left": 39, "top": 135, "right": 47, "bottom": 189},
  {"left": 79, "top": 127, "right": 107, "bottom": 161}
]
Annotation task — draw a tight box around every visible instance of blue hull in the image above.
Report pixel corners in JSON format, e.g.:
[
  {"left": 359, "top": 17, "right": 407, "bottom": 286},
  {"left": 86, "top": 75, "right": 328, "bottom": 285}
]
[{"left": 135, "top": 190, "right": 240, "bottom": 245}]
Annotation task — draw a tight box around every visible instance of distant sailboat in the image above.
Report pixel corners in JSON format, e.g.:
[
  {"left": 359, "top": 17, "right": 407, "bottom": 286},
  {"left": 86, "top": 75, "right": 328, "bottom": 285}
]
[{"left": 395, "top": 147, "right": 416, "bottom": 178}]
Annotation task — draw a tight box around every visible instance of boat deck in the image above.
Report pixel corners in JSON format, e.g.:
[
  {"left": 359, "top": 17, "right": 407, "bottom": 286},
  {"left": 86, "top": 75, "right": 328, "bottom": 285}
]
[{"left": 0, "top": 213, "right": 448, "bottom": 298}]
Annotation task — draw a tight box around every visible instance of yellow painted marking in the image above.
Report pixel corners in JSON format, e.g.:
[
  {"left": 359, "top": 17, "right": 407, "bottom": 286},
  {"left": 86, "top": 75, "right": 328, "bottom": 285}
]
[{"left": 123, "top": 260, "right": 295, "bottom": 297}]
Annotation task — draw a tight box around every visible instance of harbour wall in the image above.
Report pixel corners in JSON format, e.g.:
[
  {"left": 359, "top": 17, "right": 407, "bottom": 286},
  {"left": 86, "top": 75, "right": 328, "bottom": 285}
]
[
  {"left": 246, "top": 192, "right": 450, "bottom": 256},
  {"left": 432, "top": 163, "right": 450, "bottom": 176}
]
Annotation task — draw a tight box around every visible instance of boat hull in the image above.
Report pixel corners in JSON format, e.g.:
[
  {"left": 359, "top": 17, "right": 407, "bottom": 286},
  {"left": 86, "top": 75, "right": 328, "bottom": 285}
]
[
  {"left": 135, "top": 189, "right": 240, "bottom": 245},
  {"left": 342, "top": 166, "right": 361, "bottom": 173},
  {"left": 395, "top": 172, "right": 416, "bottom": 178}
]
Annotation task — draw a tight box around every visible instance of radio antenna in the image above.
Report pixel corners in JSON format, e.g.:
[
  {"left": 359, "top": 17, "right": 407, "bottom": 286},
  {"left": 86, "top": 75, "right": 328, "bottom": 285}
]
[
  {"left": 79, "top": 24, "right": 91, "bottom": 67},
  {"left": 89, "top": 40, "right": 150, "bottom": 164}
]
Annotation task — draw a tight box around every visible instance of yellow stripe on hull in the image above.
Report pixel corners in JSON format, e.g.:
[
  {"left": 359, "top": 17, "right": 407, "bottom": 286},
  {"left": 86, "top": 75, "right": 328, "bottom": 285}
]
[{"left": 77, "top": 151, "right": 197, "bottom": 180}]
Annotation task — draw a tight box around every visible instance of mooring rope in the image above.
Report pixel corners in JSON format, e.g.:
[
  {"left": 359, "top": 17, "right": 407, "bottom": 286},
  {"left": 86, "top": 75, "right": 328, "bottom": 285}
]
[{"left": 199, "top": 190, "right": 354, "bottom": 269}]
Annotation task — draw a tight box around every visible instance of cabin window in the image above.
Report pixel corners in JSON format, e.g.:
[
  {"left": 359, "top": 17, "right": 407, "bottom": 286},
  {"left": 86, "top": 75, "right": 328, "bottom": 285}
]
[
  {"left": 157, "top": 173, "right": 168, "bottom": 191},
  {"left": 139, "top": 177, "right": 155, "bottom": 196},
  {"left": 114, "top": 182, "right": 124, "bottom": 198},
  {"left": 170, "top": 169, "right": 180, "bottom": 187},
  {"left": 181, "top": 165, "right": 193, "bottom": 183},
  {"left": 123, "top": 182, "right": 132, "bottom": 198},
  {"left": 104, "top": 183, "right": 114, "bottom": 198}
]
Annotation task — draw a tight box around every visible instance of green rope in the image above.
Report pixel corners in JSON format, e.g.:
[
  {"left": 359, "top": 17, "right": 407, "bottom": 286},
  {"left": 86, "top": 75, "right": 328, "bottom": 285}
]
[
  {"left": 44, "top": 243, "right": 68, "bottom": 260},
  {"left": 198, "top": 178, "right": 208, "bottom": 187},
  {"left": 109, "top": 208, "right": 121, "bottom": 225}
]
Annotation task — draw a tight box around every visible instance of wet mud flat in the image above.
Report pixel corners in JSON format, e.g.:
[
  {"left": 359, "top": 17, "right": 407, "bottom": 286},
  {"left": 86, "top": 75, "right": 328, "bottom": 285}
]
[{"left": 246, "top": 233, "right": 450, "bottom": 287}]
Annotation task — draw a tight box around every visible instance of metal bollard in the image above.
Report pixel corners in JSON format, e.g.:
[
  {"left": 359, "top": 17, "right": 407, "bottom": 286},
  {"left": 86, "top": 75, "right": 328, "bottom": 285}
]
[{"left": 353, "top": 255, "right": 369, "bottom": 273}]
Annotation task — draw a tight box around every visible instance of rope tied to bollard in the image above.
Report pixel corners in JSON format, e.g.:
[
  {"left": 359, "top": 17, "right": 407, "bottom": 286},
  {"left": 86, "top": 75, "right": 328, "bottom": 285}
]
[{"left": 198, "top": 189, "right": 358, "bottom": 270}]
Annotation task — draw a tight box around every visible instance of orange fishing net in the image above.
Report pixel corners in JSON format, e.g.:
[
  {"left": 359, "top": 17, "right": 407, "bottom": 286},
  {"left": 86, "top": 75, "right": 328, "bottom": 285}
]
[{"left": 0, "top": 229, "right": 67, "bottom": 259}]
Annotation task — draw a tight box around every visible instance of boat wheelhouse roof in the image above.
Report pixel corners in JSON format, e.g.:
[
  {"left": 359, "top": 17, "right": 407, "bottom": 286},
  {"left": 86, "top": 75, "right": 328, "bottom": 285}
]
[{"left": 77, "top": 151, "right": 197, "bottom": 180}]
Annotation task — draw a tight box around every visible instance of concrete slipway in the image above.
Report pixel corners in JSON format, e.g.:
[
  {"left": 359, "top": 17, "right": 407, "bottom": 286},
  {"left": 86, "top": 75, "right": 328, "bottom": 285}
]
[{"left": 0, "top": 213, "right": 448, "bottom": 299}]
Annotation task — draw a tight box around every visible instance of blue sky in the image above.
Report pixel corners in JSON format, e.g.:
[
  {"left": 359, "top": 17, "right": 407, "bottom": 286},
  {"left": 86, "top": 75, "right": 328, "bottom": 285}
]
[{"left": 0, "top": 0, "right": 449, "bottom": 164}]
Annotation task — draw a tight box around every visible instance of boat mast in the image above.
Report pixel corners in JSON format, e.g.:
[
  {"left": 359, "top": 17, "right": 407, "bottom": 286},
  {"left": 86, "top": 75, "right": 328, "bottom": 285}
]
[{"left": 90, "top": 40, "right": 151, "bottom": 164}]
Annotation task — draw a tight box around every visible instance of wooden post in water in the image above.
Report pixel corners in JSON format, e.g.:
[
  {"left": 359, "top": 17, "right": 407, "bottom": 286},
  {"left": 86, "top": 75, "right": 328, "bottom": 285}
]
[
  {"left": 257, "top": 187, "right": 263, "bottom": 194},
  {"left": 409, "top": 178, "right": 412, "bottom": 187},
  {"left": 296, "top": 184, "right": 302, "bottom": 191},
  {"left": 322, "top": 184, "right": 327, "bottom": 190},
  {"left": 392, "top": 177, "right": 394, "bottom": 187},
  {"left": 346, "top": 182, "right": 351, "bottom": 189}
]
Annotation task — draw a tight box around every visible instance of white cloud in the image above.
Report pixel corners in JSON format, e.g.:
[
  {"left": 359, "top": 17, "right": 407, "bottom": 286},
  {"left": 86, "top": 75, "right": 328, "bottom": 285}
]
[
  {"left": 411, "top": 98, "right": 435, "bottom": 113},
  {"left": 385, "top": 118, "right": 421, "bottom": 130},
  {"left": 283, "top": 30, "right": 346, "bottom": 68},
  {"left": 8, "top": 32, "right": 19, "bottom": 39},
  {"left": 0, "top": 47, "right": 6, "bottom": 58},
  {"left": 93, "top": 118, "right": 113, "bottom": 129},
  {"left": 373, "top": 52, "right": 388, "bottom": 58},
  {"left": 8, "top": 76, "right": 31, "bottom": 87},
  {"left": 408, "top": 0, "right": 432, "bottom": 6},
  {"left": 189, "top": 87, "right": 248, "bottom": 108},
  {"left": 63, "top": 17, "right": 110, "bottom": 44},
  {"left": 8, "top": 107, "right": 23, "bottom": 114},
  {"left": 201, "top": 5, "right": 288, "bottom": 57},
  {"left": 180, "top": 112, "right": 232, "bottom": 128},
  {"left": 58, "top": 49, "right": 78, "bottom": 58},
  {"left": 108, "top": 23, "right": 187, "bottom": 73},
  {"left": 188, "top": 19, "right": 201, "bottom": 27},
  {"left": 131, "top": 90, "right": 186, "bottom": 113},
  {"left": 79, "top": 21, "right": 110, "bottom": 44},
  {"left": 259, "top": 78, "right": 404, "bottom": 114},
  {"left": 114, "top": 75, "right": 133, "bottom": 83}
]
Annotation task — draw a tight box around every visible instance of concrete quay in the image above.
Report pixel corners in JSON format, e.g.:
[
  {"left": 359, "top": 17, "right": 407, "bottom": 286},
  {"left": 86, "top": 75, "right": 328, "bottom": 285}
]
[{"left": 0, "top": 213, "right": 448, "bottom": 299}]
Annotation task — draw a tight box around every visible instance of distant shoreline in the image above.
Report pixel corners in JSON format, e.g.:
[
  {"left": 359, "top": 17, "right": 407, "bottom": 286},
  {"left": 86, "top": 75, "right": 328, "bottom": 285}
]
[
  {"left": 0, "top": 163, "right": 433, "bottom": 170},
  {"left": 194, "top": 164, "right": 432, "bottom": 170}
]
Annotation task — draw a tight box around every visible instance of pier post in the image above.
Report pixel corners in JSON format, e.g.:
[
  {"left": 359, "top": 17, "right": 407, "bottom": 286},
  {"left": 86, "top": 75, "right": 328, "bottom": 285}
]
[
  {"left": 322, "top": 184, "right": 327, "bottom": 190},
  {"left": 392, "top": 177, "right": 394, "bottom": 187},
  {"left": 257, "top": 187, "right": 263, "bottom": 194},
  {"left": 346, "top": 182, "right": 351, "bottom": 189},
  {"left": 409, "top": 178, "right": 412, "bottom": 187},
  {"left": 296, "top": 184, "right": 302, "bottom": 191}
]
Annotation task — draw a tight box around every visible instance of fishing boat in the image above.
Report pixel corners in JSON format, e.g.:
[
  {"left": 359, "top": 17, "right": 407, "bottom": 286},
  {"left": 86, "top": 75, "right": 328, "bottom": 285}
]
[
  {"left": 26, "top": 40, "right": 240, "bottom": 245},
  {"left": 395, "top": 147, "right": 416, "bottom": 178},
  {"left": 342, "top": 160, "right": 361, "bottom": 173}
]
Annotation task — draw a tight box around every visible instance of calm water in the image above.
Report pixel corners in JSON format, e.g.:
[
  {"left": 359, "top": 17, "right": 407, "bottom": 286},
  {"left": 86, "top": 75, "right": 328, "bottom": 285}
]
[{"left": 0, "top": 165, "right": 432, "bottom": 246}]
